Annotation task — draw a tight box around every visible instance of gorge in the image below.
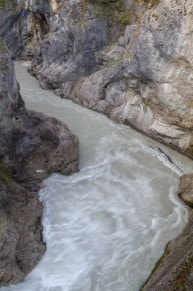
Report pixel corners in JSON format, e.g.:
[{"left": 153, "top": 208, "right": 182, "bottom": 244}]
[
  {"left": 1, "top": 60, "right": 193, "bottom": 291},
  {"left": 1, "top": 0, "right": 193, "bottom": 290}
]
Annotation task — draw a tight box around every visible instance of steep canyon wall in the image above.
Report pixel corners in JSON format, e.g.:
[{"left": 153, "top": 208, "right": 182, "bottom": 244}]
[
  {"left": 2, "top": 0, "right": 193, "bottom": 158},
  {"left": 2, "top": 0, "right": 193, "bottom": 289},
  {"left": 0, "top": 36, "right": 79, "bottom": 285}
]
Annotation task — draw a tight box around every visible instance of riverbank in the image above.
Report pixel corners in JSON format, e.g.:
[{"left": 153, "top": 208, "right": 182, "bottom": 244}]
[
  {"left": 0, "top": 40, "right": 79, "bottom": 286},
  {"left": 2, "top": 61, "right": 191, "bottom": 291},
  {"left": 1, "top": 0, "right": 193, "bottom": 288}
]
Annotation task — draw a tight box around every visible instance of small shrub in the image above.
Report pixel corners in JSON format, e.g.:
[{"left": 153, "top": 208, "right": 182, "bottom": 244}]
[
  {"left": 0, "top": 0, "right": 17, "bottom": 9},
  {"left": 87, "top": 0, "right": 131, "bottom": 28}
]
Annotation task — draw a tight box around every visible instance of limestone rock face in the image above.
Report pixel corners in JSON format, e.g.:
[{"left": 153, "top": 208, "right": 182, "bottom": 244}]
[
  {"left": 0, "top": 1, "right": 50, "bottom": 59},
  {"left": 29, "top": 0, "right": 112, "bottom": 89},
  {"left": 2, "top": 0, "right": 193, "bottom": 288},
  {"left": 141, "top": 209, "right": 193, "bottom": 290},
  {"left": 178, "top": 175, "right": 193, "bottom": 208},
  {"left": 2, "top": 1, "right": 193, "bottom": 156},
  {"left": 0, "top": 167, "right": 45, "bottom": 286},
  {"left": 141, "top": 174, "right": 193, "bottom": 290},
  {"left": 24, "top": 0, "right": 193, "bottom": 158},
  {"left": 0, "top": 38, "right": 79, "bottom": 286}
]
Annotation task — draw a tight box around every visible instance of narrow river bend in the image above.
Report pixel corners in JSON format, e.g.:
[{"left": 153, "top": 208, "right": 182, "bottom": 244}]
[{"left": 3, "top": 62, "right": 193, "bottom": 291}]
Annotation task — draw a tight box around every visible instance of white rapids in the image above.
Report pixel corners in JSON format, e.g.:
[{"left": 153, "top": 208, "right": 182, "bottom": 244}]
[{"left": 2, "top": 61, "right": 193, "bottom": 291}]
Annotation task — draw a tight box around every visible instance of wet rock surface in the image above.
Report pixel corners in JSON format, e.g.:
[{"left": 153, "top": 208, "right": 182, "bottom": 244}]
[
  {"left": 141, "top": 210, "right": 193, "bottom": 291},
  {"left": 2, "top": 0, "right": 193, "bottom": 289},
  {"left": 141, "top": 174, "right": 193, "bottom": 290},
  {"left": 0, "top": 38, "right": 79, "bottom": 286},
  {"left": 22, "top": 0, "right": 193, "bottom": 159},
  {"left": 0, "top": 164, "right": 45, "bottom": 286},
  {"left": 178, "top": 175, "right": 193, "bottom": 208},
  {"left": 3, "top": 1, "right": 193, "bottom": 156}
]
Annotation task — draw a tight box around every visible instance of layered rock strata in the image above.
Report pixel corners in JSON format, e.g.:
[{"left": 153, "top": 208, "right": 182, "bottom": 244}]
[
  {"left": 2, "top": 2, "right": 193, "bottom": 157},
  {"left": 0, "top": 38, "right": 79, "bottom": 286},
  {"left": 25, "top": 1, "right": 193, "bottom": 289},
  {"left": 2, "top": 0, "right": 193, "bottom": 289},
  {"left": 21, "top": 0, "right": 193, "bottom": 159}
]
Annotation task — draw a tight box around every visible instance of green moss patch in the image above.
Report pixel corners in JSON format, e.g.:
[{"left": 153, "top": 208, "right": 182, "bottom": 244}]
[
  {"left": 87, "top": 0, "right": 131, "bottom": 28},
  {"left": 0, "top": 38, "right": 8, "bottom": 54},
  {"left": 0, "top": 0, "right": 17, "bottom": 10},
  {"left": 0, "top": 161, "right": 14, "bottom": 184}
]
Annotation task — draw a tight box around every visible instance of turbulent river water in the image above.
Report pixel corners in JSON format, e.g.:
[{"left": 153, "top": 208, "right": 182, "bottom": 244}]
[{"left": 3, "top": 62, "right": 193, "bottom": 291}]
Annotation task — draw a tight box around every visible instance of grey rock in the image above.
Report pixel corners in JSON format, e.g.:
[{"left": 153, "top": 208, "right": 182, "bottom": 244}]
[
  {"left": 0, "top": 1, "right": 50, "bottom": 59},
  {"left": 3, "top": 0, "right": 193, "bottom": 289},
  {"left": 178, "top": 174, "right": 193, "bottom": 209},
  {"left": 141, "top": 209, "right": 193, "bottom": 291},
  {"left": 141, "top": 173, "right": 193, "bottom": 290},
  {"left": 0, "top": 173, "right": 45, "bottom": 286},
  {"left": 4, "top": 1, "right": 193, "bottom": 157},
  {"left": 0, "top": 38, "right": 79, "bottom": 286},
  {"left": 30, "top": 3, "right": 110, "bottom": 89},
  {"left": 22, "top": 0, "right": 193, "bottom": 158},
  {"left": 67, "top": 0, "right": 193, "bottom": 158}
]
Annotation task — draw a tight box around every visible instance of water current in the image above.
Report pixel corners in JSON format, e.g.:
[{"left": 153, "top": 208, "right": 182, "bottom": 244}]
[{"left": 2, "top": 62, "right": 193, "bottom": 291}]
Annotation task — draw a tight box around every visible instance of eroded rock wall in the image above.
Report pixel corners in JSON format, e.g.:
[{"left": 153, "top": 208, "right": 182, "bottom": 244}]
[
  {"left": 0, "top": 38, "right": 79, "bottom": 286},
  {"left": 2, "top": 0, "right": 193, "bottom": 288},
  {"left": 141, "top": 175, "right": 193, "bottom": 290},
  {"left": 25, "top": 0, "right": 193, "bottom": 159},
  {"left": 0, "top": 1, "right": 50, "bottom": 59},
  {"left": 0, "top": 163, "right": 45, "bottom": 286}
]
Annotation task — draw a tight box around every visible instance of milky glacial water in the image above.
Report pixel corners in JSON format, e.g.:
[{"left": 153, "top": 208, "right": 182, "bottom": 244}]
[{"left": 3, "top": 62, "right": 193, "bottom": 291}]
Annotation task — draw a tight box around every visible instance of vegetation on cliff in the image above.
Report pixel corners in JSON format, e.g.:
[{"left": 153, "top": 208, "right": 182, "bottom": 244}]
[
  {"left": 0, "top": 0, "right": 17, "bottom": 9},
  {"left": 0, "top": 161, "right": 14, "bottom": 184},
  {"left": 86, "top": 0, "right": 131, "bottom": 27},
  {"left": 1, "top": 0, "right": 193, "bottom": 288}
]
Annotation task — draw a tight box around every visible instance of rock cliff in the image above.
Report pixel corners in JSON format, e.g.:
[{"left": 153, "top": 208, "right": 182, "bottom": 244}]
[
  {"left": 2, "top": 0, "right": 193, "bottom": 289},
  {"left": 0, "top": 37, "right": 79, "bottom": 286},
  {"left": 8, "top": 0, "right": 193, "bottom": 159},
  {"left": 142, "top": 176, "right": 193, "bottom": 290}
]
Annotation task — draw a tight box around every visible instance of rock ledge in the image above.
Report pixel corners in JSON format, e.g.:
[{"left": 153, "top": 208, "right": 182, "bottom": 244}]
[{"left": 0, "top": 38, "right": 79, "bottom": 286}]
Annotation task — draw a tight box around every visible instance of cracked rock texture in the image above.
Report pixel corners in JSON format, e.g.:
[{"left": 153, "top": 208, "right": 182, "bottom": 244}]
[
  {"left": 141, "top": 213, "right": 193, "bottom": 291},
  {"left": 2, "top": 0, "right": 193, "bottom": 289},
  {"left": 0, "top": 37, "right": 78, "bottom": 286},
  {"left": 141, "top": 176, "right": 193, "bottom": 290},
  {"left": 8, "top": 0, "right": 193, "bottom": 159}
]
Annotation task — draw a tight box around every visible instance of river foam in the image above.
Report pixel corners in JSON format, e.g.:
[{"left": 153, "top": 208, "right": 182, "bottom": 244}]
[{"left": 2, "top": 62, "right": 193, "bottom": 291}]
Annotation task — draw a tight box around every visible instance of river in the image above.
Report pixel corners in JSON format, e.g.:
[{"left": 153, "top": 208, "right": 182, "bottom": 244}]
[{"left": 2, "top": 61, "right": 193, "bottom": 291}]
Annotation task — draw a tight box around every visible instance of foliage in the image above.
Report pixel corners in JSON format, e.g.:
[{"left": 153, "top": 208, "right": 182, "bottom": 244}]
[
  {"left": 0, "top": 161, "right": 13, "bottom": 184},
  {"left": 89, "top": 0, "right": 116, "bottom": 3},
  {"left": 0, "top": 0, "right": 6, "bottom": 8},
  {"left": 136, "top": 0, "right": 160, "bottom": 4},
  {"left": 0, "top": 38, "right": 8, "bottom": 53},
  {"left": 0, "top": 0, "right": 17, "bottom": 9},
  {"left": 88, "top": 0, "right": 131, "bottom": 28}
]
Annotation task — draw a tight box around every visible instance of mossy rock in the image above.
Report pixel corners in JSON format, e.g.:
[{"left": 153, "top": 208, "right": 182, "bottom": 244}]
[
  {"left": 0, "top": 38, "right": 8, "bottom": 54},
  {"left": 0, "top": 0, "right": 17, "bottom": 9},
  {"left": 0, "top": 161, "right": 14, "bottom": 184},
  {"left": 88, "top": 0, "right": 131, "bottom": 28}
]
